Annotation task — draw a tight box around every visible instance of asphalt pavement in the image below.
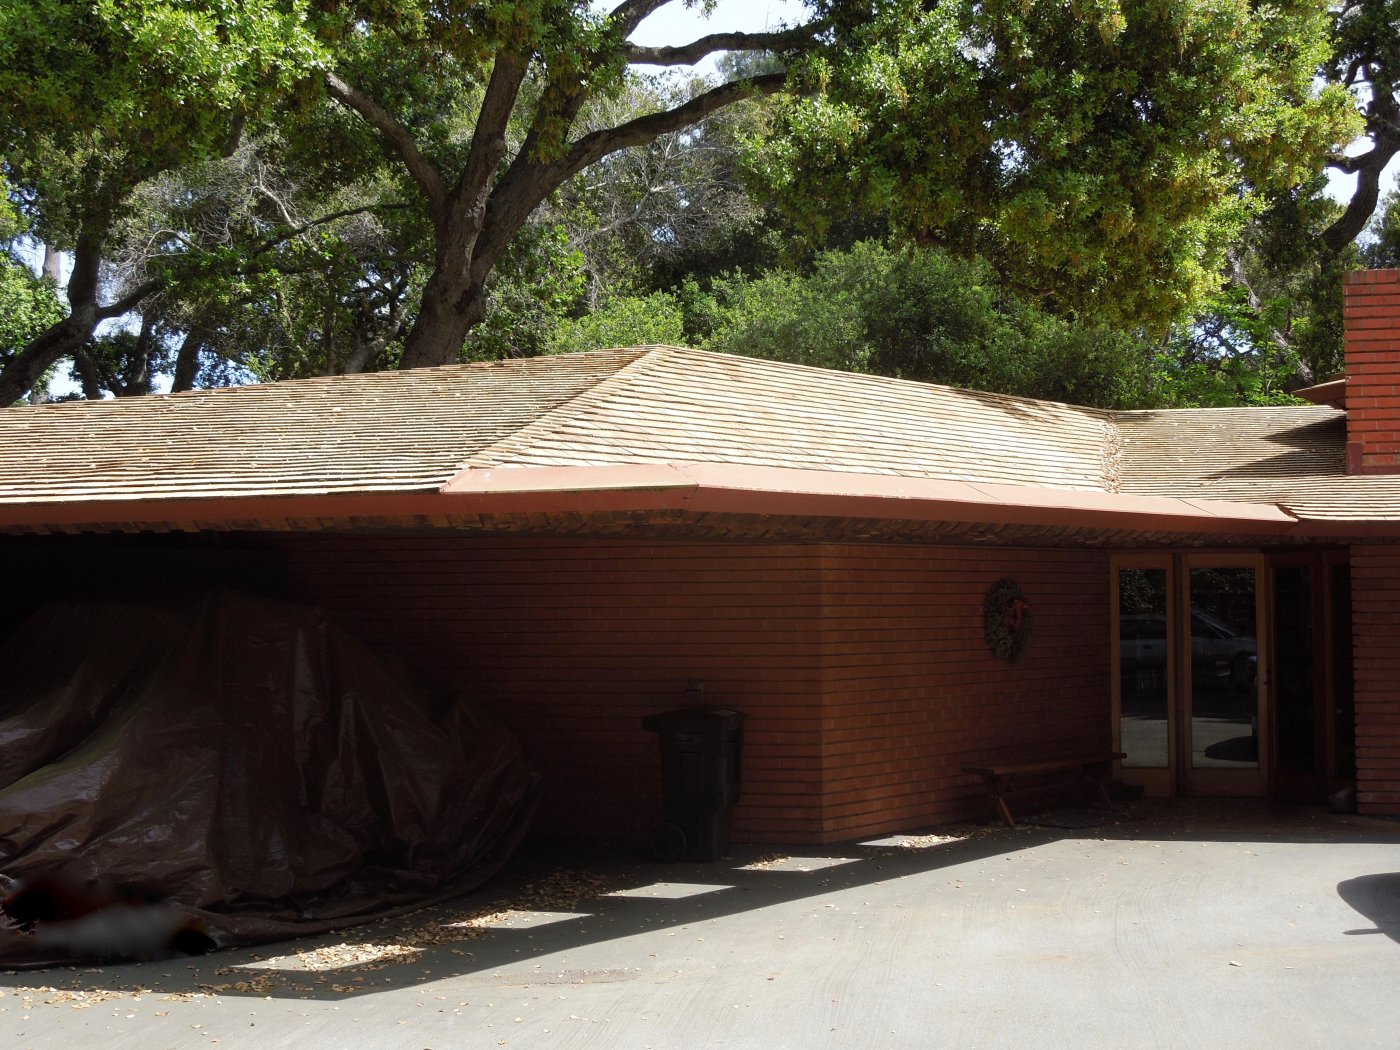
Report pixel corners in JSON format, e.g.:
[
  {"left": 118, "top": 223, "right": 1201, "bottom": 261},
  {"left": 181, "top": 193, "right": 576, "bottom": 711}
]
[{"left": 1, "top": 800, "right": 1397, "bottom": 1050}]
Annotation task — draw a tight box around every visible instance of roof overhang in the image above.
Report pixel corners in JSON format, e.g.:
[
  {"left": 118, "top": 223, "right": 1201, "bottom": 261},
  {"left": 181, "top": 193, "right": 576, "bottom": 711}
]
[
  {"left": 0, "top": 462, "right": 1336, "bottom": 541},
  {"left": 1294, "top": 377, "right": 1347, "bottom": 409}
]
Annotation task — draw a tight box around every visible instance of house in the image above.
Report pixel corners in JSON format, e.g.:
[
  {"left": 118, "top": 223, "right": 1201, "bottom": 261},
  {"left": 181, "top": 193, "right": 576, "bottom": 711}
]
[{"left": 3, "top": 270, "right": 1400, "bottom": 844}]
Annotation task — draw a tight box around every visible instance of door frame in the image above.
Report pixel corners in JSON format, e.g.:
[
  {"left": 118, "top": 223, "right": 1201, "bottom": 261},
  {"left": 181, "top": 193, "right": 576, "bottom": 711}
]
[{"left": 1111, "top": 552, "right": 1268, "bottom": 798}]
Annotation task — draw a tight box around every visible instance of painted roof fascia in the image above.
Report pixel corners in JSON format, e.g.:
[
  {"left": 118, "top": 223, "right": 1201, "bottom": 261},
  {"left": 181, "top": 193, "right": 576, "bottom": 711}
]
[{"left": 0, "top": 462, "right": 1317, "bottom": 538}]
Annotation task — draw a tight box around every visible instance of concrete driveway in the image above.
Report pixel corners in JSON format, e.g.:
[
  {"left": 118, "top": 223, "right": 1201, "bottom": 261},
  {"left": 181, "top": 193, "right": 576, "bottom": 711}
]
[{"left": 2, "top": 801, "right": 1398, "bottom": 1050}]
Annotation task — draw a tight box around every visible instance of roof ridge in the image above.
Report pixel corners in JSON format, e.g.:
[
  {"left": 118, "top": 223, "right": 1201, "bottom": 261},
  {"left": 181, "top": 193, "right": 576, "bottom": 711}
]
[
  {"left": 658, "top": 345, "right": 1122, "bottom": 419},
  {"left": 458, "top": 346, "right": 671, "bottom": 470}
]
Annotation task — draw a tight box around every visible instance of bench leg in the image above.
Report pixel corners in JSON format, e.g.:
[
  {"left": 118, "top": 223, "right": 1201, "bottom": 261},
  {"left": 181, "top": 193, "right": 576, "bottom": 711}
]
[
  {"left": 1083, "top": 760, "right": 1115, "bottom": 813},
  {"left": 984, "top": 772, "right": 1017, "bottom": 828}
]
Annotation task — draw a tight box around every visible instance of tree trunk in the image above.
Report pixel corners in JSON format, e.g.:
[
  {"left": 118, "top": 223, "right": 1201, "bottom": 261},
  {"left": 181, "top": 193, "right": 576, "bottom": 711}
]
[
  {"left": 0, "top": 231, "right": 105, "bottom": 407},
  {"left": 398, "top": 269, "right": 488, "bottom": 369},
  {"left": 72, "top": 345, "right": 106, "bottom": 401},
  {"left": 41, "top": 244, "right": 62, "bottom": 283},
  {"left": 171, "top": 330, "right": 206, "bottom": 392}
]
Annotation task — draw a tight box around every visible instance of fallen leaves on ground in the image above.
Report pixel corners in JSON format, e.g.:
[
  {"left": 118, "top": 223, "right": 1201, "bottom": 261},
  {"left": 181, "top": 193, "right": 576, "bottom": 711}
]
[{"left": 3, "top": 863, "right": 634, "bottom": 1007}]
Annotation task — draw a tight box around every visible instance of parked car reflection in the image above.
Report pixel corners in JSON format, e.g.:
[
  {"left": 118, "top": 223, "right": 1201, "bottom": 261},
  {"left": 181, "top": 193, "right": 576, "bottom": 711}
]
[{"left": 1120, "top": 610, "right": 1256, "bottom": 692}]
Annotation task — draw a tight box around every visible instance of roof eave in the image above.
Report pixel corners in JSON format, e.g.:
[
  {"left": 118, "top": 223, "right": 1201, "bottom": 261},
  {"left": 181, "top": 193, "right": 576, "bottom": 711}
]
[
  {"left": 0, "top": 463, "right": 1324, "bottom": 539},
  {"left": 1293, "top": 377, "right": 1347, "bottom": 408}
]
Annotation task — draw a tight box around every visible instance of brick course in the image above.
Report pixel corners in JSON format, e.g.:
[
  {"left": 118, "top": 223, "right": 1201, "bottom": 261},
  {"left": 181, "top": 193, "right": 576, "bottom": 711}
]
[
  {"left": 1344, "top": 269, "right": 1400, "bottom": 474},
  {"left": 1349, "top": 544, "right": 1400, "bottom": 813},
  {"left": 271, "top": 535, "right": 1110, "bottom": 844}
]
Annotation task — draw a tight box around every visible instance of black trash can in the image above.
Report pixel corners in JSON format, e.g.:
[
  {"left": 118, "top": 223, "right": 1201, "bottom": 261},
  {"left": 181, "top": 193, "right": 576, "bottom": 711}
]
[{"left": 642, "top": 706, "right": 746, "bottom": 862}]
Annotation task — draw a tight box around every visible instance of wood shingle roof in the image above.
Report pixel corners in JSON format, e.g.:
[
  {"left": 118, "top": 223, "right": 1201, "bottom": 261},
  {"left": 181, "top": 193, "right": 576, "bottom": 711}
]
[
  {"left": 0, "top": 351, "right": 643, "bottom": 502},
  {"left": 1115, "top": 406, "right": 1400, "bottom": 521},
  {"left": 3, "top": 345, "right": 1400, "bottom": 532}
]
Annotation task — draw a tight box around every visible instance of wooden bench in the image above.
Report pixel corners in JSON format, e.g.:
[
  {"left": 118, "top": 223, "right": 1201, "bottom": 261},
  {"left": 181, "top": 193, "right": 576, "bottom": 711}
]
[{"left": 963, "top": 753, "right": 1127, "bottom": 828}]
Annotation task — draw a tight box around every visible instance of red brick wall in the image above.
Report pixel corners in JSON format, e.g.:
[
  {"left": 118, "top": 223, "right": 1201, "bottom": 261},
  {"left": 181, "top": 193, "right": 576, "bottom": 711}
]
[
  {"left": 1344, "top": 268, "right": 1400, "bottom": 474},
  {"left": 277, "top": 536, "right": 828, "bottom": 844},
  {"left": 817, "top": 545, "right": 1111, "bottom": 839},
  {"left": 270, "top": 535, "right": 1111, "bottom": 843},
  {"left": 1350, "top": 545, "right": 1400, "bottom": 812}
]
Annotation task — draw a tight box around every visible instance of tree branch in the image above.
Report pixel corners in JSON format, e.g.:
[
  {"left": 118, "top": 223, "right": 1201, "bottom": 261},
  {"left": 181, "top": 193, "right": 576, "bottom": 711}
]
[
  {"left": 474, "top": 71, "right": 787, "bottom": 278},
  {"left": 565, "top": 72, "right": 786, "bottom": 179},
  {"left": 1323, "top": 100, "right": 1400, "bottom": 253},
  {"left": 72, "top": 345, "right": 107, "bottom": 401},
  {"left": 94, "top": 279, "right": 162, "bottom": 321},
  {"left": 171, "top": 329, "right": 206, "bottom": 393},
  {"left": 625, "top": 24, "right": 820, "bottom": 66},
  {"left": 251, "top": 203, "right": 411, "bottom": 257},
  {"left": 609, "top": 0, "right": 673, "bottom": 35},
  {"left": 324, "top": 72, "right": 447, "bottom": 226},
  {"left": 453, "top": 51, "right": 531, "bottom": 218},
  {"left": 1323, "top": 146, "right": 1398, "bottom": 252}
]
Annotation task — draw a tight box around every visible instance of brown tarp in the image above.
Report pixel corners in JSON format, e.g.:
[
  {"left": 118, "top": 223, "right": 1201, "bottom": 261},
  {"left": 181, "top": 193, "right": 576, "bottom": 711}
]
[{"left": 0, "top": 592, "right": 539, "bottom": 966}]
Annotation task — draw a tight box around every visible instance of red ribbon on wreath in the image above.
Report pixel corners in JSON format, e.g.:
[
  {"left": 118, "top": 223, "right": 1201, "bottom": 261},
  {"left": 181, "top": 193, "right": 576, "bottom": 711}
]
[
  {"left": 984, "top": 578, "right": 1033, "bottom": 663},
  {"left": 1007, "top": 598, "right": 1030, "bottom": 631}
]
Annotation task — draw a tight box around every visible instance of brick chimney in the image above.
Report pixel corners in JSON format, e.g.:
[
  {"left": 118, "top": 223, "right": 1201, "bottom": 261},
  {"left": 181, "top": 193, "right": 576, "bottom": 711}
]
[{"left": 1344, "top": 268, "right": 1400, "bottom": 475}]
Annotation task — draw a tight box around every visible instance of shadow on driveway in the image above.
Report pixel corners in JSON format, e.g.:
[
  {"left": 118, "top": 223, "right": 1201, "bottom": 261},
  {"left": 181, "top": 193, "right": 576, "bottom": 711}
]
[
  {"left": 3, "top": 799, "right": 1399, "bottom": 1007},
  {"left": 1338, "top": 872, "right": 1400, "bottom": 943}
]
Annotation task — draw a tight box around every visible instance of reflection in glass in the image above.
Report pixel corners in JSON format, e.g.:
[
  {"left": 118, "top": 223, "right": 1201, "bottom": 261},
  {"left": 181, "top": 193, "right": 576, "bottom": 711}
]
[
  {"left": 1188, "top": 567, "right": 1258, "bottom": 769},
  {"left": 1274, "top": 567, "right": 1315, "bottom": 774},
  {"left": 1118, "top": 568, "right": 1169, "bottom": 768}
]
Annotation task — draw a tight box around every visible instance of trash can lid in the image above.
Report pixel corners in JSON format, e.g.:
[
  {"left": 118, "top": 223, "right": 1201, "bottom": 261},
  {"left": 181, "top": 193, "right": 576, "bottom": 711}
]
[{"left": 642, "top": 706, "right": 746, "bottom": 731}]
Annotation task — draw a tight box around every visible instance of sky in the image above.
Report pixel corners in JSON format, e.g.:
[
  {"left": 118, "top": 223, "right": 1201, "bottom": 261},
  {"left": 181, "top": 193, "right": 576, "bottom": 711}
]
[
  {"left": 627, "top": 0, "right": 806, "bottom": 45},
  {"left": 626, "top": 0, "right": 806, "bottom": 73}
]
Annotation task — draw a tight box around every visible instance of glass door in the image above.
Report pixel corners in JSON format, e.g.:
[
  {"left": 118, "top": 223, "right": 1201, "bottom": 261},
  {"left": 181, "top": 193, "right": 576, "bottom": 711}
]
[
  {"left": 1182, "top": 557, "right": 1266, "bottom": 796},
  {"left": 1112, "top": 556, "right": 1175, "bottom": 796},
  {"left": 1112, "top": 554, "right": 1268, "bottom": 797}
]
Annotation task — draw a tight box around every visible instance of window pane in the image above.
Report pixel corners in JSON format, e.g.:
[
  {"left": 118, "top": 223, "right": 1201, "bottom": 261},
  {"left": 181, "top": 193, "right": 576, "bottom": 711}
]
[
  {"left": 1119, "top": 568, "right": 1169, "bottom": 768},
  {"left": 1188, "top": 567, "right": 1258, "bottom": 769}
]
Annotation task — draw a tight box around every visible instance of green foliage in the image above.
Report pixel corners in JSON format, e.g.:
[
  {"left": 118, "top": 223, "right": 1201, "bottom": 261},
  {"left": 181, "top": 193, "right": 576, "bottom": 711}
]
[
  {"left": 1147, "top": 327, "right": 1309, "bottom": 408},
  {"left": 0, "top": 0, "right": 323, "bottom": 232},
  {"left": 0, "top": 175, "right": 64, "bottom": 399},
  {"left": 688, "top": 241, "right": 1156, "bottom": 408},
  {"left": 0, "top": 0, "right": 1379, "bottom": 407},
  {"left": 1239, "top": 187, "right": 1355, "bottom": 382},
  {"left": 545, "top": 291, "right": 685, "bottom": 356},
  {"left": 460, "top": 223, "right": 588, "bottom": 360},
  {"left": 550, "top": 73, "right": 770, "bottom": 301},
  {"left": 1364, "top": 191, "right": 1400, "bottom": 268},
  {"left": 0, "top": 257, "right": 62, "bottom": 372},
  {"left": 758, "top": 0, "right": 1360, "bottom": 331},
  {"left": 89, "top": 125, "right": 430, "bottom": 387},
  {"left": 1161, "top": 176, "right": 1359, "bottom": 400}
]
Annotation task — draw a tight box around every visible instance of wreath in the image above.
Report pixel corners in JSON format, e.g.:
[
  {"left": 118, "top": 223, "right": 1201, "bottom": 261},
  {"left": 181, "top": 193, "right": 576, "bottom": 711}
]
[{"left": 983, "top": 578, "right": 1033, "bottom": 663}]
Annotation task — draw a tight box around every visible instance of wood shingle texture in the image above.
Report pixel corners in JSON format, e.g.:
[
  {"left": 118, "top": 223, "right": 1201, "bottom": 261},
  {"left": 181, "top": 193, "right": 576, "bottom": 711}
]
[
  {"left": 5, "top": 343, "right": 1400, "bottom": 526},
  {"left": 1, "top": 346, "right": 1114, "bottom": 503},
  {"left": 1115, "top": 406, "right": 1400, "bottom": 521},
  {"left": 467, "top": 347, "right": 1117, "bottom": 491},
  {"left": 1, "top": 351, "right": 645, "bottom": 502}
]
